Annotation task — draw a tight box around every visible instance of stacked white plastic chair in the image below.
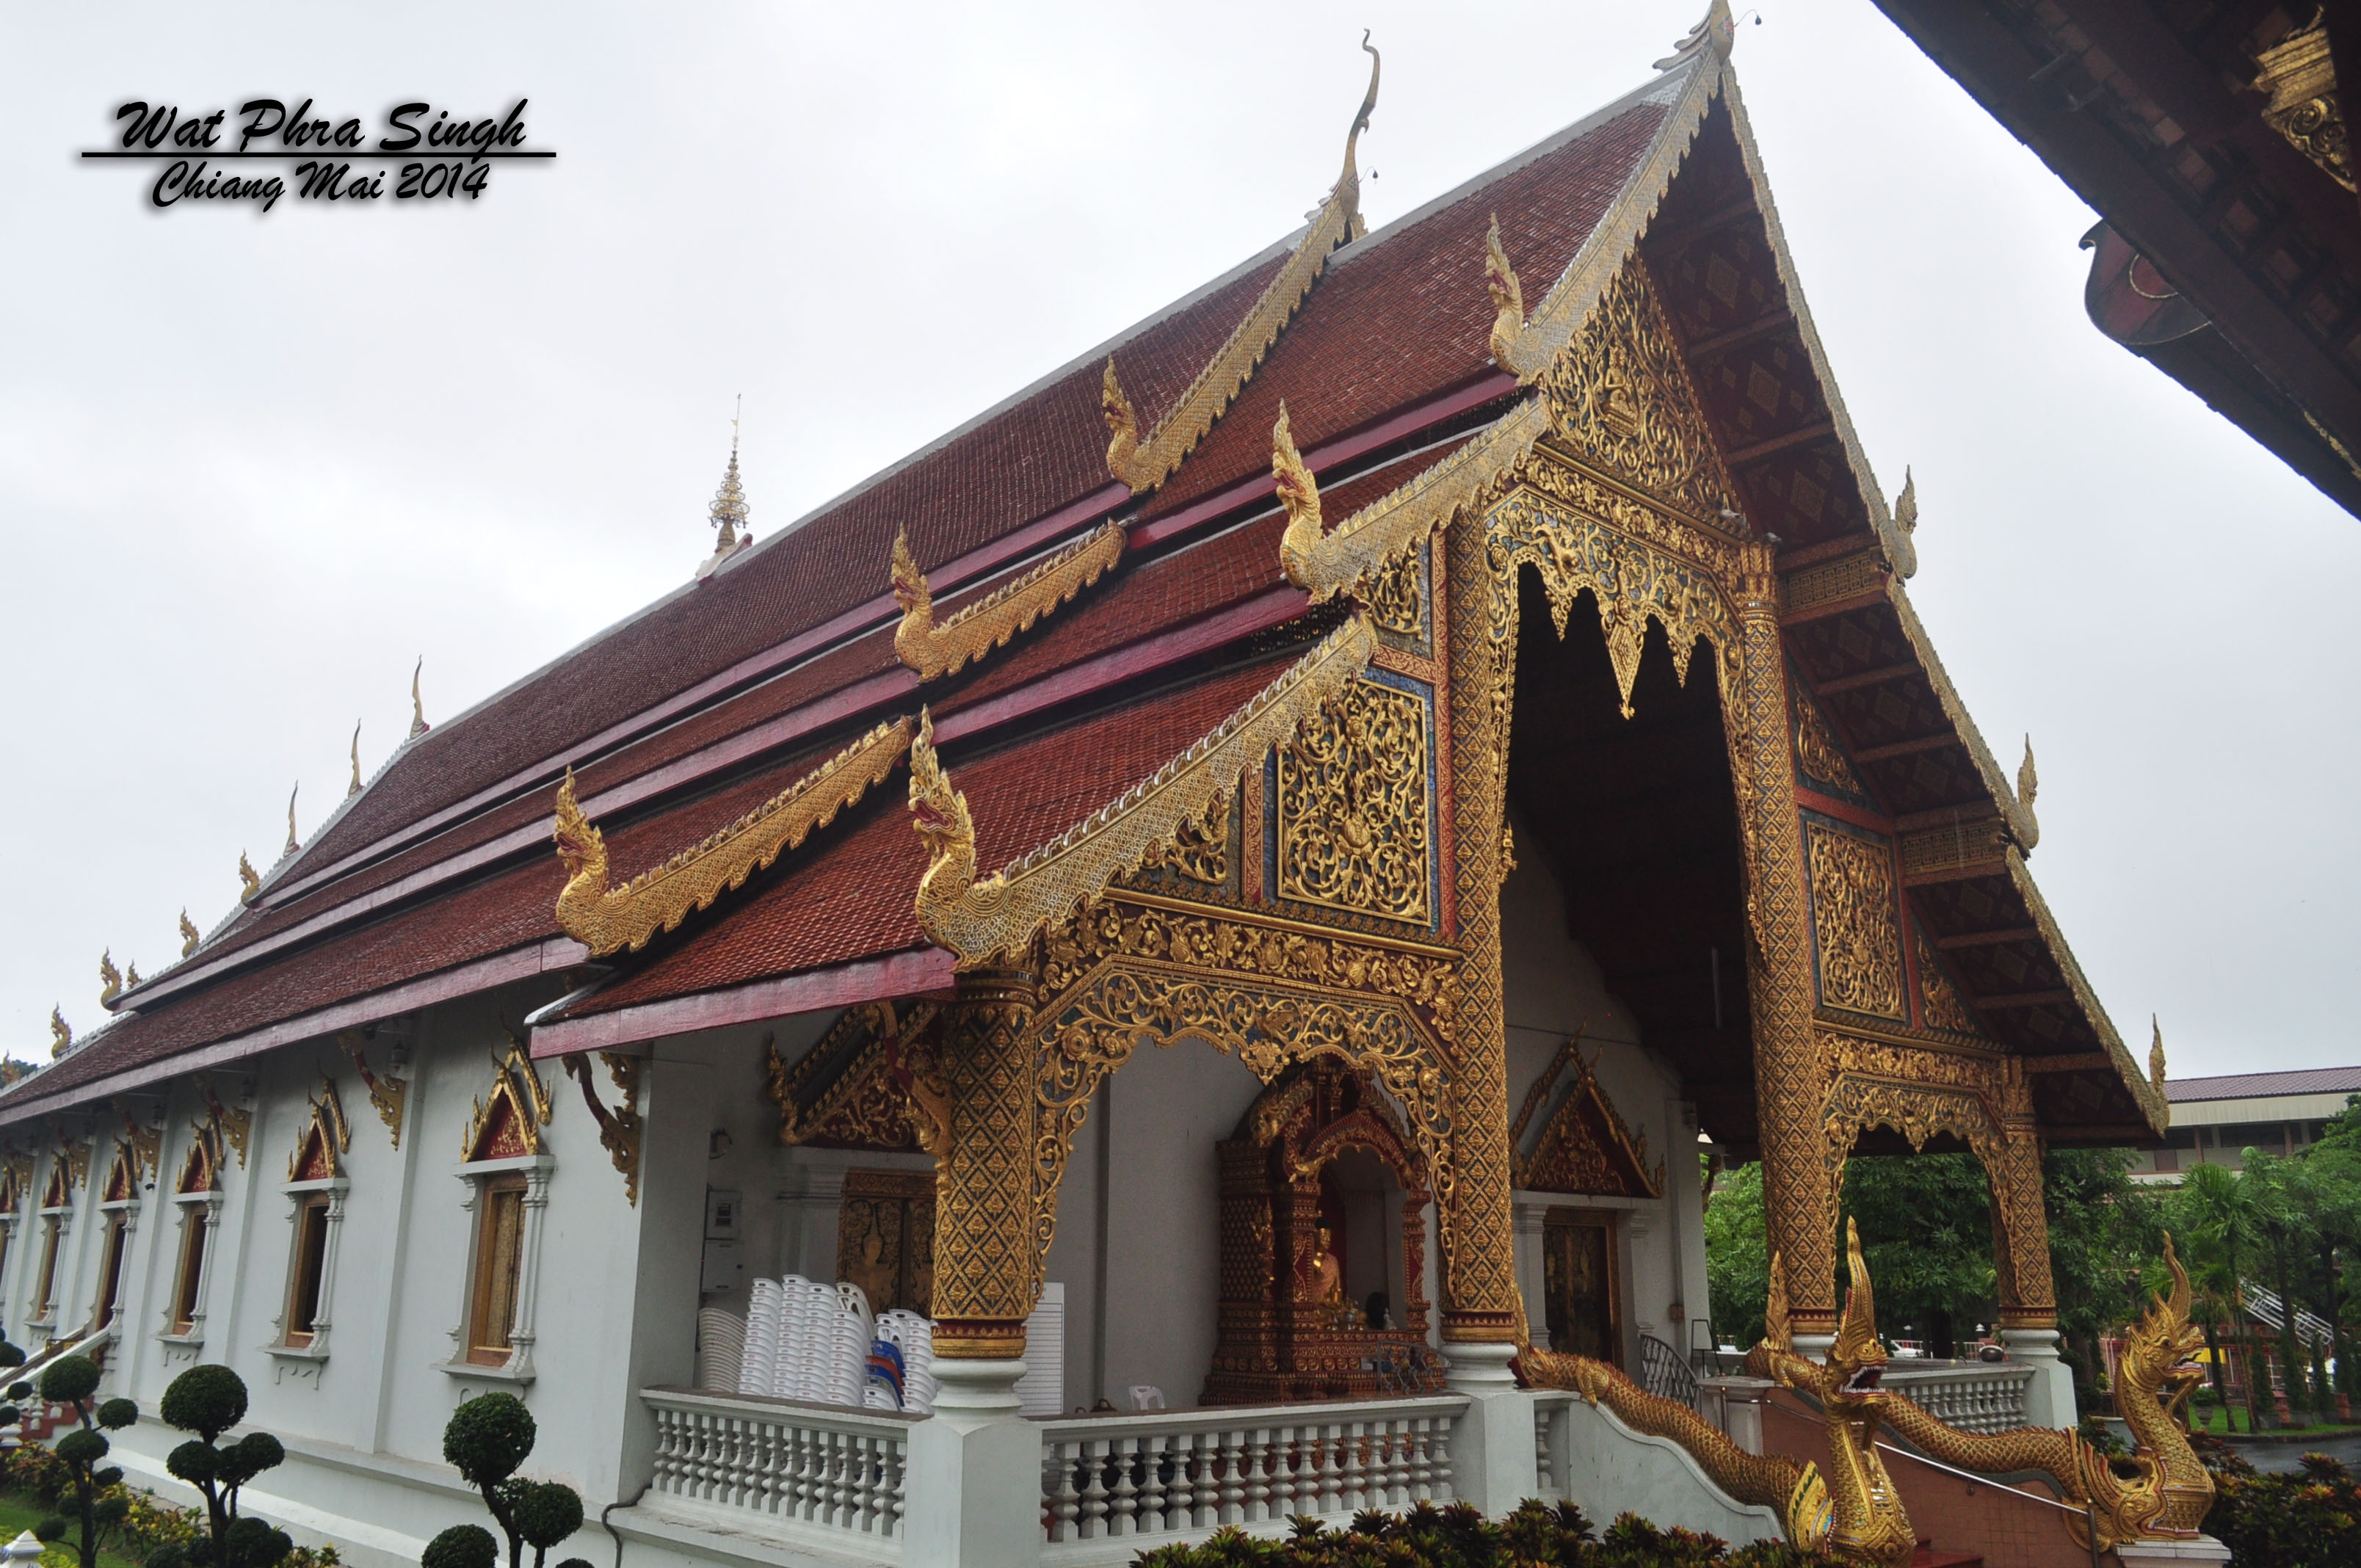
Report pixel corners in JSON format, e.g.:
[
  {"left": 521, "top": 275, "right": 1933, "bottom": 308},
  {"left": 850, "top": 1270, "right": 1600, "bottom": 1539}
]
[
  {"left": 695, "top": 1307, "right": 746, "bottom": 1394},
  {"left": 736, "top": 1279, "right": 783, "bottom": 1395},
  {"left": 874, "top": 1309, "right": 936, "bottom": 1414}
]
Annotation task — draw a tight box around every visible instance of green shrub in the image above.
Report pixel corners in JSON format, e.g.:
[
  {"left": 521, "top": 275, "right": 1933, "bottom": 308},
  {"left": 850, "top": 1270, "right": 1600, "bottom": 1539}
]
[
  {"left": 1130, "top": 1500, "right": 1838, "bottom": 1568},
  {"left": 439, "top": 1397, "right": 583, "bottom": 1568},
  {"left": 2200, "top": 1448, "right": 2361, "bottom": 1568},
  {"left": 24, "top": 1352, "right": 140, "bottom": 1568},
  {"left": 423, "top": 1526, "right": 498, "bottom": 1568},
  {"left": 152, "top": 1363, "right": 289, "bottom": 1568}
]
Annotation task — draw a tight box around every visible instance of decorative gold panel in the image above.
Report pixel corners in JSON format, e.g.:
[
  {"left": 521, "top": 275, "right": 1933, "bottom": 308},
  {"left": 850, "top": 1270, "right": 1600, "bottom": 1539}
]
[
  {"left": 1277, "top": 676, "right": 1432, "bottom": 923},
  {"left": 891, "top": 523, "right": 1124, "bottom": 682},
  {"left": 1782, "top": 552, "right": 1884, "bottom": 617},
  {"left": 1367, "top": 546, "right": 1426, "bottom": 641},
  {"left": 1806, "top": 823, "right": 1904, "bottom": 1020},
  {"left": 1914, "top": 929, "right": 1979, "bottom": 1036},
  {"left": 1537, "top": 261, "right": 1738, "bottom": 525},
  {"left": 2252, "top": 15, "right": 2352, "bottom": 193},
  {"left": 1793, "top": 692, "right": 1863, "bottom": 795}
]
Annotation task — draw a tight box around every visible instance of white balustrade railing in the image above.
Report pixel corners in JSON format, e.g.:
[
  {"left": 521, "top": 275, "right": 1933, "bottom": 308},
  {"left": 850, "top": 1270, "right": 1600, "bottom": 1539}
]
[
  {"left": 1532, "top": 1390, "right": 1573, "bottom": 1500},
  {"left": 642, "top": 1386, "right": 914, "bottom": 1540},
  {"left": 1039, "top": 1396, "right": 1465, "bottom": 1544},
  {"left": 1882, "top": 1362, "right": 2036, "bottom": 1434}
]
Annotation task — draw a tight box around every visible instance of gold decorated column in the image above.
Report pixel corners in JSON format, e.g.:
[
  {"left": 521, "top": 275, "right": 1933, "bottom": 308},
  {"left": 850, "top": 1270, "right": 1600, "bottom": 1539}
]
[
  {"left": 1727, "top": 545, "right": 1838, "bottom": 1335},
  {"left": 1987, "top": 1061, "right": 2057, "bottom": 1330},
  {"left": 1437, "top": 516, "right": 1528, "bottom": 1344},
  {"left": 928, "top": 965, "right": 1040, "bottom": 1360}
]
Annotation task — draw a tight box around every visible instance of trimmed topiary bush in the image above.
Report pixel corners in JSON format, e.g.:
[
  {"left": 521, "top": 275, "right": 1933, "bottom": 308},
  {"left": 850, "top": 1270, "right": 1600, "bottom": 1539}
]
[
  {"left": 1130, "top": 1500, "right": 1840, "bottom": 1568},
  {"left": 148, "top": 1362, "right": 291, "bottom": 1568},
  {"left": 30, "top": 1354, "right": 141, "bottom": 1568},
  {"left": 422, "top": 1525, "right": 498, "bottom": 1568},
  {"left": 439, "top": 1395, "right": 584, "bottom": 1568}
]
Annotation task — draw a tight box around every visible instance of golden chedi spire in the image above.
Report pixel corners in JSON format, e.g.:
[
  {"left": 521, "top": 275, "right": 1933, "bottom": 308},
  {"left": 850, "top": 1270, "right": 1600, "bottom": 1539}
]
[
  {"left": 98, "top": 951, "right": 122, "bottom": 1006},
  {"left": 410, "top": 657, "right": 430, "bottom": 738},
  {"left": 179, "top": 910, "right": 200, "bottom": 958},
  {"left": 699, "top": 403, "right": 752, "bottom": 578}
]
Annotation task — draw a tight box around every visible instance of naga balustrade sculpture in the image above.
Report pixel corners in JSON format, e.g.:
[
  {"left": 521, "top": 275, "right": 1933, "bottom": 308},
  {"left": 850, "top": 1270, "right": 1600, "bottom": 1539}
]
[
  {"left": 1821, "top": 1233, "right": 2210, "bottom": 1550},
  {"left": 1518, "top": 1325, "right": 1834, "bottom": 1556}
]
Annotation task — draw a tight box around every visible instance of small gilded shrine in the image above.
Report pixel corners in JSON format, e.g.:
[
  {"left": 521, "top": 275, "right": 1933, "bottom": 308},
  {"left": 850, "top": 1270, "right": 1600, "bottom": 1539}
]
[{"left": 1204, "top": 1059, "right": 1439, "bottom": 1404}]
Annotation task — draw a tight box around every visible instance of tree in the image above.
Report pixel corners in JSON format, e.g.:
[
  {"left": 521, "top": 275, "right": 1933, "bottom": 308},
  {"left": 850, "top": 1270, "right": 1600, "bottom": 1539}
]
[
  {"left": 146, "top": 1363, "right": 293, "bottom": 1568},
  {"left": 29, "top": 1355, "right": 138, "bottom": 1568},
  {"left": 1836, "top": 1153, "right": 1998, "bottom": 1358},
  {"left": 2042, "top": 1148, "right": 2163, "bottom": 1407},
  {"left": 429, "top": 1394, "right": 589, "bottom": 1568},
  {"left": 1703, "top": 1161, "right": 1768, "bottom": 1351},
  {"left": 2172, "top": 1162, "right": 2268, "bottom": 1430}
]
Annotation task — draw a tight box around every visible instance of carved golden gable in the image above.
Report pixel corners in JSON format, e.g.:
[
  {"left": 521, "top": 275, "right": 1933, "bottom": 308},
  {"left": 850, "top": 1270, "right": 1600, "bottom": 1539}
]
[{"left": 1510, "top": 1037, "right": 1664, "bottom": 1199}]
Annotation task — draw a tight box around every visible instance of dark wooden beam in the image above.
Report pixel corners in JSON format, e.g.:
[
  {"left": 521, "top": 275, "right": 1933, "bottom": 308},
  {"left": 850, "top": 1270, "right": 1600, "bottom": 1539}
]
[
  {"left": 1853, "top": 733, "right": 1958, "bottom": 764},
  {"left": 1724, "top": 421, "right": 1838, "bottom": 468},
  {"left": 1683, "top": 311, "right": 1798, "bottom": 361},
  {"left": 1780, "top": 589, "right": 1888, "bottom": 627},
  {"left": 1642, "top": 197, "right": 1764, "bottom": 256},
  {"left": 1936, "top": 926, "right": 2041, "bottom": 951},
  {"left": 1813, "top": 661, "right": 1920, "bottom": 697},
  {"left": 1973, "top": 989, "right": 2075, "bottom": 1009},
  {"left": 2025, "top": 1052, "right": 2114, "bottom": 1072}
]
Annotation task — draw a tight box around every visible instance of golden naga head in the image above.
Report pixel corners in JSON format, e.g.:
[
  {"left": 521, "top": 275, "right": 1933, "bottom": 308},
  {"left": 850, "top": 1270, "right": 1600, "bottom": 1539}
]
[
  {"left": 49, "top": 1007, "right": 71, "bottom": 1059},
  {"left": 1100, "top": 358, "right": 1140, "bottom": 468},
  {"left": 1484, "top": 213, "right": 1526, "bottom": 367},
  {"left": 889, "top": 528, "right": 930, "bottom": 617},
  {"left": 98, "top": 950, "right": 123, "bottom": 1006},
  {"left": 552, "top": 769, "right": 605, "bottom": 879},
  {"left": 1272, "top": 403, "right": 1321, "bottom": 528},
  {"left": 179, "top": 909, "right": 201, "bottom": 958},
  {"left": 907, "top": 709, "right": 973, "bottom": 854},
  {"left": 1827, "top": 1217, "right": 1890, "bottom": 1404},
  {"left": 2124, "top": 1231, "right": 2206, "bottom": 1376}
]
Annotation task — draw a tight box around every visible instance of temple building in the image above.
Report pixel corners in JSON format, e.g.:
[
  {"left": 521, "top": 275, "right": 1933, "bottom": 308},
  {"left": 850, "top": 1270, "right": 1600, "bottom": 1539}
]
[{"left": 2, "top": 10, "right": 2202, "bottom": 1567}]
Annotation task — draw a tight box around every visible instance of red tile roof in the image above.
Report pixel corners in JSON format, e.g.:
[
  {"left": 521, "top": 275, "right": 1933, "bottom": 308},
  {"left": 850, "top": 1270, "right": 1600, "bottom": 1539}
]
[{"left": 26, "top": 67, "right": 1702, "bottom": 1109}]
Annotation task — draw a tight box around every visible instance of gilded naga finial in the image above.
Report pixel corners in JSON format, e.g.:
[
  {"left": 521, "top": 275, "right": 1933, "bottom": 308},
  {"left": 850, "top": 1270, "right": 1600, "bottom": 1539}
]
[
  {"left": 283, "top": 783, "right": 300, "bottom": 859},
  {"left": 1274, "top": 402, "right": 1324, "bottom": 590},
  {"left": 908, "top": 708, "right": 982, "bottom": 942},
  {"left": 1484, "top": 214, "right": 1527, "bottom": 371},
  {"left": 237, "top": 852, "right": 261, "bottom": 903},
  {"left": 98, "top": 951, "right": 122, "bottom": 1006},
  {"left": 2150, "top": 1015, "right": 2167, "bottom": 1092},
  {"left": 1762, "top": 1247, "right": 1793, "bottom": 1351},
  {"left": 124, "top": 961, "right": 141, "bottom": 987},
  {"left": 1101, "top": 358, "right": 1143, "bottom": 490},
  {"left": 2017, "top": 736, "right": 2038, "bottom": 813},
  {"left": 49, "top": 1007, "right": 71, "bottom": 1059},
  {"left": 1656, "top": 1, "right": 1739, "bottom": 71},
  {"left": 178, "top": 910, "right": 200, "bottom": 959},
  {"left": 1893, "top": 468, "right": 1917, "bottom": 534},
  {"left": 410, "top": 657, "right": 429, "bottom": 738},
  {"left": 348, "top": 719, "right": 363, "bottom": 797}
]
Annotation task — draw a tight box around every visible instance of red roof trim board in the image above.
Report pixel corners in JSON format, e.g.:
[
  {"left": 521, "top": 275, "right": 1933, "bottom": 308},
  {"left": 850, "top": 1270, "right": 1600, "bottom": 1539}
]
[{"left": 526, "top": 947, "right": 955, "bottom": 1058}]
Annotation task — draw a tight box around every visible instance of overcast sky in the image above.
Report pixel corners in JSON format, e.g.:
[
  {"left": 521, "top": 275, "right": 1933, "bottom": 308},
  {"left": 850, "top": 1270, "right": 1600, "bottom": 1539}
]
[{"left": 3, "top": 1, "right": 2351, "bottom": 1082}]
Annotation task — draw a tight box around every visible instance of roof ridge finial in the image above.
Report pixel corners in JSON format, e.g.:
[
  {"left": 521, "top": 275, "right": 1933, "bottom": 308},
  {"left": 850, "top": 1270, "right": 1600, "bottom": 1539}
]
[
  {"left": 283, "top": 783, "right": 300, "bottom": 859},
  {"left": 1337, "top": 31, "right": 1381, "bottom": 225},
  {"left": 1657, "top": 1, "right": 1745, "bottom": 71},
  {"left": 2149, "top": 1015, "right": 2167, "bottom": 1092},
  {"left": 348, "top": 719, "right": 364, "bottom": 797},
  {"left": 700, "top": 399, "right": 752, "bottom": 578},
  {"left": 410, "top": 657, "right": 430, "bottom": 738},
  {"left": 179, "top": 909, "right": 200, "bottom": 959},
  {"left": 2017, "top": 735, "right": 2038, "bottom": 812}
]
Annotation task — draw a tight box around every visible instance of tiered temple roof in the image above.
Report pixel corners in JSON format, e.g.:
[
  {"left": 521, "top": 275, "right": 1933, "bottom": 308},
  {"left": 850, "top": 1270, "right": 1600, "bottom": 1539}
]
[{"left": 9, "top": 13, "right": 2164, "bottom": 1150}]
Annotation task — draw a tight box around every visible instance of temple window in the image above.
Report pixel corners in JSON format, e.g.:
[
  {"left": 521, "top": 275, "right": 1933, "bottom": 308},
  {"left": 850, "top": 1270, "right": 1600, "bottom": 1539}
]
[
  {"left": 164, "top": 1132, "right": 222, "bottom": 1341},
  {"left": 446, "top": 1045, "right": 554, "bottom": 1382},
  {"left": 29, "top": 1156, "right": 74, "bottom": 1329},
  {"left": 272, "top": 1078, "right": 350, "bottom": 1362}
]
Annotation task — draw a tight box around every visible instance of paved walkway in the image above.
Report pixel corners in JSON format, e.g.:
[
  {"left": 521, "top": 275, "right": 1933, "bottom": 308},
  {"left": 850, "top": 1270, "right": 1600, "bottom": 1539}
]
[{"left": 2226, "top": 1430, "right": 2361, "bottom": 1473}]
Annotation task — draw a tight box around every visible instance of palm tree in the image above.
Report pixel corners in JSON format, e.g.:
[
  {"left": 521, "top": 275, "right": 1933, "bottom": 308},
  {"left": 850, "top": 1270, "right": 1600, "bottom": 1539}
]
[
  {"left": 2245, "top": 1153, "right": 2312, "bottom": 1422},
  {"left": 2175, "top": 1162, "right": 2266, "bottom": 1431}
]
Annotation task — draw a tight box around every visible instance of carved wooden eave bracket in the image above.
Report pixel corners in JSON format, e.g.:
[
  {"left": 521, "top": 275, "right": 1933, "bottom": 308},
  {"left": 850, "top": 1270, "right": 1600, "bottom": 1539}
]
[
  {"left": 892, "top": 522, "right": 1125, "bottom": 681},
  {"left": 910, "top": 614, "right": 1378, "bottom": 966},
  {"left": 562, "top": 1051, "right": 642, "bottom": 1204},
  {"left": 1100, "top": 40, "right": 1380, "bottom": 496},
  {"left": 552, "top": 716, "right": 915, "bottom": 959},
  {"left": 1280, "top": 397, "right": 1551, "bottom": 603}
]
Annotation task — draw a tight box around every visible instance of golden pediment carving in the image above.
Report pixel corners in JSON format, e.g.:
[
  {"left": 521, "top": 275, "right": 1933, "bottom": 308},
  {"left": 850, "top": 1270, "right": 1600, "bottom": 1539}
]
[
  {"left": 288, "top": 1075, "right": 351, "bottom": 1182},
  {"left": 462, "top": 1044, "right": 552, "bottom": 1162},
  {"left": 1537, "top": 262, "right": 1739, "bottom": 526},
  {"left": 1508, "top": 1036, "right": 1664, "bottom": 1198}
]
